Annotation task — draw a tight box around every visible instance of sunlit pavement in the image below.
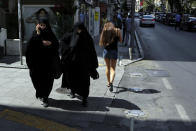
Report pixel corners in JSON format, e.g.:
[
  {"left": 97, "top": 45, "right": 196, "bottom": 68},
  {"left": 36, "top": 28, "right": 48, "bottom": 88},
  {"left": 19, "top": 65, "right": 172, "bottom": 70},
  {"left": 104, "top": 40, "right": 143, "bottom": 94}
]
[{"left": 0, "top": 41, "right": 133, "bottom": 131}]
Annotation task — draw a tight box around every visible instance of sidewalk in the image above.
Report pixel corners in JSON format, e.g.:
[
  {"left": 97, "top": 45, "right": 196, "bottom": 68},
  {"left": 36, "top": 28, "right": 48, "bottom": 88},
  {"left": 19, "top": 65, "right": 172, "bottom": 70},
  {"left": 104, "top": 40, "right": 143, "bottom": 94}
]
[{"left": 0, "top": 38, "right": 143, "bottom": 130}]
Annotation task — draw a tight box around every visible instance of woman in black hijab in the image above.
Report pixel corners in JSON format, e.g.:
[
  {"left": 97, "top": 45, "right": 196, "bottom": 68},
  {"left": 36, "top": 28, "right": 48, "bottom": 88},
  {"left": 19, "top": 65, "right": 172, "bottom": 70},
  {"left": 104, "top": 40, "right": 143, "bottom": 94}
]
[
  {"left": 61, "top": 23, "right": 99, "bottom": 107},
  {"left": 26, "top": 19, "right": 59, "bottom": 107}
]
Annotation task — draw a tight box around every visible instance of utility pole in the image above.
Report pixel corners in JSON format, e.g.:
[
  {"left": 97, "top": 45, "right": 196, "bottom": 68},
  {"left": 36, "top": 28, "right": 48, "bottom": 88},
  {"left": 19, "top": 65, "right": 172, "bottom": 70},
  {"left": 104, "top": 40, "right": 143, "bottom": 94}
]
[
  {"left": 18, "top": 0, "right": 23, "bottom": 65},
  {"left": 130, "top": 0, "right": 136, "bottom": 60}
]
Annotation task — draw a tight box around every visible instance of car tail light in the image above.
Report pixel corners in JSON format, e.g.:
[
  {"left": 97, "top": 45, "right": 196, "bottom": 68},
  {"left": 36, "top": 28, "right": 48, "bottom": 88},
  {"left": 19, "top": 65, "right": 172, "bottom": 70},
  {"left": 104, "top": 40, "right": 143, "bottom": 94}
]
[
  {"left": 152, "top": 19, "right": 155, "bottom": 21},
  {"left": 142, "top": 19, "right": 145, "bottom": 21}
]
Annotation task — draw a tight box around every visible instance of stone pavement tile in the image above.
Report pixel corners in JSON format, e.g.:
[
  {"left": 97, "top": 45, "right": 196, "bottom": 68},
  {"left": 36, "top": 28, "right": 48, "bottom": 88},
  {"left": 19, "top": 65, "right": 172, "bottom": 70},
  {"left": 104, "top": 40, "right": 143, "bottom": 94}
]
[{"left": 0, "top": 39, "right": 128, "bottom": 130}]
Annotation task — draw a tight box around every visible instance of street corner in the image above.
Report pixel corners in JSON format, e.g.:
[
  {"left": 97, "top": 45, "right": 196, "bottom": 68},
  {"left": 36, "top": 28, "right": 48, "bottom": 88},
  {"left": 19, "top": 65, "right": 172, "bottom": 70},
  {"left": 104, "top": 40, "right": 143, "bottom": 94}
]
[{"left": 0, "top": 109, "right": 80, "bottom": 131}]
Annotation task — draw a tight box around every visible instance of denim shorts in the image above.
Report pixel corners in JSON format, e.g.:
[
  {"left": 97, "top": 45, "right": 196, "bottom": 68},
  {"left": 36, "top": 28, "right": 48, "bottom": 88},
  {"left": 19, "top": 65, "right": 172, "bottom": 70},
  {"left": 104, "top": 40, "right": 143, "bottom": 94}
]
[{"left": 103, "top": 49, "right": 118, "bottom": 60}]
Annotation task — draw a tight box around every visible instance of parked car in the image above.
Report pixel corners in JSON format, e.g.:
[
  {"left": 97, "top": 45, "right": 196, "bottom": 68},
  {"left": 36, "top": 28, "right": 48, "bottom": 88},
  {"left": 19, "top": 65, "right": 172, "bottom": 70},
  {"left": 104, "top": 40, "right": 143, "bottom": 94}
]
[
  {"left": 165, "top": 13, "right": 176, "bottom": 25},
  {"left": 155, "top": 12, "right": 164, "bottom": 22},
  {"left": 180, "top": 15, "right": 196, "bottom": 31},
  {"left": 134, "top": 12, "right": 140, "bottom": 17},
  {"left": 159, "top": 13, "right": 166, "bottom": 24},
  {"left": 140, "top": 15, "right": 155, "bottom": 27}
]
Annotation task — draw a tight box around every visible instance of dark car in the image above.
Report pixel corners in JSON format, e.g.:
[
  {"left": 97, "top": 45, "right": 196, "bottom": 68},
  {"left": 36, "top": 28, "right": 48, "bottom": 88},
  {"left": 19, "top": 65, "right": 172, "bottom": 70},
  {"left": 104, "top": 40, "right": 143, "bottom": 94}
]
[
  {"left": 180, "top": 15, "right": 196, "bottom": 31},
  {"left": 155, "top": 12, "right": 164, "bottom": 22},
  {"left": 165, "top": 13, "right": 176, "bottom": 25},
  {"left": 159, "top": 13, "right": 166, "bottom": 24}
]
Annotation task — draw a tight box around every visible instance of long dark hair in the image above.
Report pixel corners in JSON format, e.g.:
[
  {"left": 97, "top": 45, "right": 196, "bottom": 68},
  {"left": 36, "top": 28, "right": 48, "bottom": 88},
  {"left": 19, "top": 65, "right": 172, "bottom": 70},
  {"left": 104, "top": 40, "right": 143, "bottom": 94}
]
[{"left": 99, "top": 22, "right": 120, "bottom": 47}]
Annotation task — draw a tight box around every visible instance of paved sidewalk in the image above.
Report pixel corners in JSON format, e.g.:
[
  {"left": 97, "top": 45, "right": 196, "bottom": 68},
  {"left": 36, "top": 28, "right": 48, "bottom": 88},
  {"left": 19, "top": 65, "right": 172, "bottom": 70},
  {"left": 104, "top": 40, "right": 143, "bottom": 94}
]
[{"left": 0, "top": 39, "right": 140, "bottom": 130}]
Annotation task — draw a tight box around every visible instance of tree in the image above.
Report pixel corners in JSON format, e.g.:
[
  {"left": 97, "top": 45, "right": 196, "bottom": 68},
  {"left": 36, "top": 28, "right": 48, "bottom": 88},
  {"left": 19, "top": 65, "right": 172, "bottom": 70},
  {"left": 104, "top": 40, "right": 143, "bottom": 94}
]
[
  {"left": 121, "top": 0, "right": 129, "bottom": 13},
  {"left": 52, "top": 0, "right": 76, "bottom": 38},
  {"left": 143, "top": 0, "right": 155, "bottom": 12}
]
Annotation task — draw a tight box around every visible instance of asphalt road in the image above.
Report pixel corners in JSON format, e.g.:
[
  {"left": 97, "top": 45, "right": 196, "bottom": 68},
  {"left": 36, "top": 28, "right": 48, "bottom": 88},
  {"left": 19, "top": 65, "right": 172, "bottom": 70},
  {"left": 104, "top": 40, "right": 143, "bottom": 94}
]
[
  {"left": 114, "top": 19, "right": 196, "bottom": 131},
  {"left": 137, "top": 19, "right": 196, "bottom": 105}
]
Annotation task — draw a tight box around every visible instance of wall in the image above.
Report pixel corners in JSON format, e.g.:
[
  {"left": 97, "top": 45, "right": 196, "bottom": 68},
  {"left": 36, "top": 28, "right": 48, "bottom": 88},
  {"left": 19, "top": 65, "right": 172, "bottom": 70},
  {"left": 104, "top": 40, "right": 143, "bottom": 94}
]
[{"left": 6, "top": 39, "right": 20, "bottom": 55}]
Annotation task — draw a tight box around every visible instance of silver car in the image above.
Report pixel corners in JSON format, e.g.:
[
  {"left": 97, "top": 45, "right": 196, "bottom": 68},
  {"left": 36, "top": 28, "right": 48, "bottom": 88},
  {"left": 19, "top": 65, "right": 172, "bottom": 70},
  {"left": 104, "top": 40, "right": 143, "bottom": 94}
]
[{"left": 140, "top": 15, "right": 155, "bottom": 27}]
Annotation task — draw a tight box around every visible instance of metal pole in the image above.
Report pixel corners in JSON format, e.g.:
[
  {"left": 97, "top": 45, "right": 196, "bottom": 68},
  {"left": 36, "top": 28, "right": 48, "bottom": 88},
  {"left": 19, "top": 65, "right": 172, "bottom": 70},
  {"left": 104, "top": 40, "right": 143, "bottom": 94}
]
[
  {"left": 130, "top": 0, "right": 136, "bottom": 60},
  {"left": 18, "top": 0, "right": 23, "bottom": 65},
  {"left": 130, "top": 117, "right": 134, "bottom": 131}
]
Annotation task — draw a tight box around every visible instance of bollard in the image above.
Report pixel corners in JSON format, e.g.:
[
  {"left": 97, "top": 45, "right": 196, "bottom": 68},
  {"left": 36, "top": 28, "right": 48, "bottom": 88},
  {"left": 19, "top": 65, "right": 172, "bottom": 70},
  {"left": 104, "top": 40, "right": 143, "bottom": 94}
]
[
  {"left": 125, "top": 110, "right": 146, "bottom": 131},
  {"left": 130, "top": 117, "right": 134, "bottom": 131}
]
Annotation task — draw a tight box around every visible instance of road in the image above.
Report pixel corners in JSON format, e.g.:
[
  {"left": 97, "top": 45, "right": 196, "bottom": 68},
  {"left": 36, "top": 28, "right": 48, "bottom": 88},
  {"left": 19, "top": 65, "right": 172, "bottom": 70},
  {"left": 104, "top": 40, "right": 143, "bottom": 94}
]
[
  {"left": 114, "top": 19, "right": 196, "bottom": 131},
  {"left": 137, "top": 20, "right": 196, "bottom": 112}
]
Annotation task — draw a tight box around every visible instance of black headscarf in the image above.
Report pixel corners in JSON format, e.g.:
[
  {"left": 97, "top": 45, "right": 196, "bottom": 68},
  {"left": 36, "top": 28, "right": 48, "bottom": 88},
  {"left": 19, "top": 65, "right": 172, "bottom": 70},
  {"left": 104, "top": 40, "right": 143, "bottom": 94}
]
[
  {"left": 37, "top": 18, "right": 57, "bottom": 42},
  {"left": 70, "top": 22, "right": 90, "bottom": 46}
]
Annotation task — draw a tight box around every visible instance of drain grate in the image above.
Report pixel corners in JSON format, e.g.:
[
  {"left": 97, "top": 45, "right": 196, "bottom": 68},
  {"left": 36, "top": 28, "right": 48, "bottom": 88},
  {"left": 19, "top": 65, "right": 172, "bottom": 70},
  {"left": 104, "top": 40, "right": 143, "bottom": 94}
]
[
  {"left": 145, "top": 69, "right": 170, "bottom": 77},
  {"left": 125, "top": 110, "right": 145, "bottom": 117},
  {"left": 128, "top": 87, "right": 144, "bottom": 92}
]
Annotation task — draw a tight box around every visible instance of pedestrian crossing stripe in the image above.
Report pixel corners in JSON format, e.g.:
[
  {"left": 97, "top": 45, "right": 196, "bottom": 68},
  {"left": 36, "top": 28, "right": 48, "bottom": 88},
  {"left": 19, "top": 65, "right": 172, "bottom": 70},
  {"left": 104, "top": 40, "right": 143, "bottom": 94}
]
[{"left": 0, "top": 109, "right": 80, "bottom": 131}]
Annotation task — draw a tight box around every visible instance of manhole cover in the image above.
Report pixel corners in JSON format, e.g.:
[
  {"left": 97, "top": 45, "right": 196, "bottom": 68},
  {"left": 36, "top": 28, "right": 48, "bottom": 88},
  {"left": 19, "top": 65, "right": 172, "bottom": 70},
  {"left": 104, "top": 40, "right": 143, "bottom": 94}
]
[
  {"left": 130, "top": 73, "right": 143, "bottom": 78},
  {"left": 145, "top": 69, "right": 169, "bottom": 77},
  {"left": 128, "top": 87, "right": 144, "bottom": 92},
  {"left": 125, "top": 110, "right": 145, "bottom": 117}
]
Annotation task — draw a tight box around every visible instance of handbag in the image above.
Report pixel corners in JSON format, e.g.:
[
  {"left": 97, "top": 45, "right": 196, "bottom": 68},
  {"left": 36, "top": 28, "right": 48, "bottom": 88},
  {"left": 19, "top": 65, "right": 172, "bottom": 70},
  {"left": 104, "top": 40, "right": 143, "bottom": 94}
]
[{"left": 90, "top": 69, "right": 99, "bottom": 80}]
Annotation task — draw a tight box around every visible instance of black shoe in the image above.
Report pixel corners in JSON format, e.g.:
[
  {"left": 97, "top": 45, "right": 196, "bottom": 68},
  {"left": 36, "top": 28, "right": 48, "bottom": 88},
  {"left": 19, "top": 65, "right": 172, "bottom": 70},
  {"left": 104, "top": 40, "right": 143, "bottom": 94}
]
[
  {"left": 82, "top": 98, "right": 88, "bottom": 107},
  {"left": 69, "top": 92, "right": 75, "bottom": 98},
  {"left": 109, "top": 83, "right": 113, "bottom": 92},
  {"left": 42, "top": 98, "right": 49, "bottom": 107}
]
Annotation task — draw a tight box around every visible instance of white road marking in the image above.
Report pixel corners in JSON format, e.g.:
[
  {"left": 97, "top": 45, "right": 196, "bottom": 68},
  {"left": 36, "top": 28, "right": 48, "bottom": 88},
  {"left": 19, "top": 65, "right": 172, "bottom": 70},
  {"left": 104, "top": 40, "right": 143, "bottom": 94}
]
[
  {"left": 175, "top": 104, "right": 192, "bottom": 126},
  {"left": 162, "top": 78, "right": 173, "bottom": 90}
]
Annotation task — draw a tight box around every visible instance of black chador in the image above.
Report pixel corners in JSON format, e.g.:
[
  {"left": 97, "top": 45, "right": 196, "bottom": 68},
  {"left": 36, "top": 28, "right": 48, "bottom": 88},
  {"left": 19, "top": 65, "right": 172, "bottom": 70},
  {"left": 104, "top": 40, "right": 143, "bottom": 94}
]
[
  {"left": 25, "top": 19, "right": 59, "bottom": 107},
  {"left": 61, "top": 23, "right": 99, "bottom": 106}
]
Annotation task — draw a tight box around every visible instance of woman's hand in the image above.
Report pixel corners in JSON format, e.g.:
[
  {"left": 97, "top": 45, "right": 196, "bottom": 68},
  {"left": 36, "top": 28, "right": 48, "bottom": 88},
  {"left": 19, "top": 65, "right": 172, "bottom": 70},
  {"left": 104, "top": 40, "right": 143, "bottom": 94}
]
[
  {"left": 42, "top": 40, "right": 52, "bottom": 46},
  {"left": 36, "top": 24, "right": 41, "bottom": 35}
]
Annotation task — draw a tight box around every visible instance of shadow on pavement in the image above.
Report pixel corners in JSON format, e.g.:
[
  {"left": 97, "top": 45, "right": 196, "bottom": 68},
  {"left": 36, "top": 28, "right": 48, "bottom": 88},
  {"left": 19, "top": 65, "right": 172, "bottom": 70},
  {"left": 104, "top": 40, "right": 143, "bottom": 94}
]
[
  {"left": 115, "top": 86, "right": 160, "bottom": 94},
  {"left": 0, "top": 56, "right": 20, "bottom": 64},
  {"left": 0, "top": 104, "right": 196, "bottom": 131},
  {"left": 48, "top": 96, "right": 140, "bottom": 111}
]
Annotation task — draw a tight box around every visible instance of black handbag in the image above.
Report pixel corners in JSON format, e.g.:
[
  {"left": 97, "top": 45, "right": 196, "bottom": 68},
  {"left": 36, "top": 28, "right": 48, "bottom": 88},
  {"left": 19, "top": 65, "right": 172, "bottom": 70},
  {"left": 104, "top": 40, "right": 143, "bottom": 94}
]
[
  {"left": 90, "top": 69, "right": 99, "bottom": 80},
  {"left": 52, "top": 55, "right": 62, "bottom": 79}
]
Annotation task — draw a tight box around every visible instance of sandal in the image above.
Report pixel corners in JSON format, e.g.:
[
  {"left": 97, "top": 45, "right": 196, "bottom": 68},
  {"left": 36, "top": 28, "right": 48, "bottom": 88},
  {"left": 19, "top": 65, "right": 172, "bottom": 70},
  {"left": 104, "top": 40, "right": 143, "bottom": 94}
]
[{"left": 109, "top": 83, "right": 113, "bottom": 92}]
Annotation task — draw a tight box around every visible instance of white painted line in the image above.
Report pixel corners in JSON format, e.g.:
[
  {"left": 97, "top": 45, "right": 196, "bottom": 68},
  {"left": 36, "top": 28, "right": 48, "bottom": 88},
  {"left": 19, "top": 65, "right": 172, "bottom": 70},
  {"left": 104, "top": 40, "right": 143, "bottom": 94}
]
[
  {"left": 175, "top": 104, "right": 192, "bottom": 126},
  {"left": 162, "top": 78, "right": 173, "bottom": 90}
]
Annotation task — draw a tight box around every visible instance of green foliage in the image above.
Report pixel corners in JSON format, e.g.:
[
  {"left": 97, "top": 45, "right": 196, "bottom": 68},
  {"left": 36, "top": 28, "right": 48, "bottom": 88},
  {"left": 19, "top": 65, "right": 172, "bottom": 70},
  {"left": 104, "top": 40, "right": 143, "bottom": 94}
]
[
  {"left": 121, "top": 0, "right": 129, "bottom": 12},
  {"left": 52, "top": 0, "right": 76, "bottom": 38},
  {"left": 143, "top": 0, "right": 155, "bottom": 12}
]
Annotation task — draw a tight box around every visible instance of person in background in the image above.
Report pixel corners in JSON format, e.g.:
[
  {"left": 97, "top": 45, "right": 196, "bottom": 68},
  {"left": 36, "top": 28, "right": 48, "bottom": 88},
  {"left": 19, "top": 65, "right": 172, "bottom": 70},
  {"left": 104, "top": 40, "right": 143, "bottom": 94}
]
[
  {"left": 122, "top": 13, "right": 127, "bottom": 44},
  {"left": 125, "top": 14, "right": 131, "bottom": 46},
  {"left": 99, "top": 22, "right": 122, "bottom": 92},
  {"left": 175, "top": 13, "right": 181, "bottom": 31}
]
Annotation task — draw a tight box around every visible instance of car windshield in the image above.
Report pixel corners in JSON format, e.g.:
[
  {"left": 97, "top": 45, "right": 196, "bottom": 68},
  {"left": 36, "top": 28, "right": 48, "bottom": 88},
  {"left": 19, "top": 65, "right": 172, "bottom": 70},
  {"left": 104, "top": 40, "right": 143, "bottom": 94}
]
[{"left": 143, "top": 15, "right": 153, "bottom": 18}]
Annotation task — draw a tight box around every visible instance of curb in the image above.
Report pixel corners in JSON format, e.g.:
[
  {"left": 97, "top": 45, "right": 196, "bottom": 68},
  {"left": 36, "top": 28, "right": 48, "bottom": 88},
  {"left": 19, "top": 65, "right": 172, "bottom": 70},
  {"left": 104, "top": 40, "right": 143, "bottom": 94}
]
[
  {"left": 119, "top": 30, "right": 144, "bottom": 67},
  {"left": 0, "top": 65, "right": 27, "bottom": 69}
]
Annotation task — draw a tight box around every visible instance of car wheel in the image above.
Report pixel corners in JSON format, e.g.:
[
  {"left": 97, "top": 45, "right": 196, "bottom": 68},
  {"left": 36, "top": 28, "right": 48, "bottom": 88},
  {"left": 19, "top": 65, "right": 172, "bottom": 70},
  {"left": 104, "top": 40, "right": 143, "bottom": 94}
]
[
  {"left": 152, "top": 24, "right": 155, "bottom": 27},
  {"left": 140, "top": 24, "right": 143, "bottom": 27}
]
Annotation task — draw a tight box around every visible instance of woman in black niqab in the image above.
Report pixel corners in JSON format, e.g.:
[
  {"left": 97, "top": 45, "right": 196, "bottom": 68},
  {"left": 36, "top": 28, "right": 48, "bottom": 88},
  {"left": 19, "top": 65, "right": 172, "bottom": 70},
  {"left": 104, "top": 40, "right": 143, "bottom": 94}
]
[
  {"left": 25, "top": 18, "right": 59, "bottom": 107},
  {"left": 61, "top": 22, "right": 99, "bottom": 107}
]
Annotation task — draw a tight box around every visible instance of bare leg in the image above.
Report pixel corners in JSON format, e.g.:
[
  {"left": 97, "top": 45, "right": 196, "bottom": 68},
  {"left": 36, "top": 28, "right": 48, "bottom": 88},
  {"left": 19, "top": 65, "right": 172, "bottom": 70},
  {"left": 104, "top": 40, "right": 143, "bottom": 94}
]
[
  {"left": 104, "top": 58, "right": 111, "bottom": 86},
  {"left": 110, "top": 59, "right": 117, "bottom": 84}
]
